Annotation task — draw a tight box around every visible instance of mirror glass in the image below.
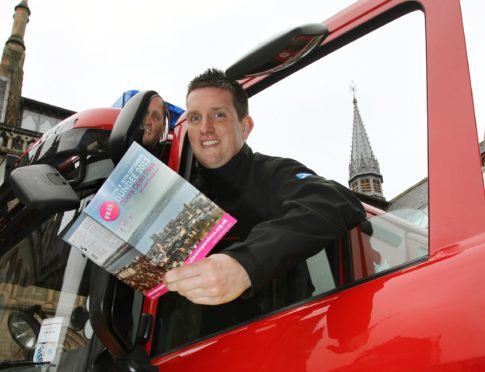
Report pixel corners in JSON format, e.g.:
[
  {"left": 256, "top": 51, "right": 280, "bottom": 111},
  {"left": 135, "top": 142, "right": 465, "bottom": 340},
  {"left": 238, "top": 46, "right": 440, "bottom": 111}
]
[
  {"left": 139, "top": 94, "right": 169, "bottom": 154},
  {"left": 114, "top": 91, "right": 176, "bottom": 164}
]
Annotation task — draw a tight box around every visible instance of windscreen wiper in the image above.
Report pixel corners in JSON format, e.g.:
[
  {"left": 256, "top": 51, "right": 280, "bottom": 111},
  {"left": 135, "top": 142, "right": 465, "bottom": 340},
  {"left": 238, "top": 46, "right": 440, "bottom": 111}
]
[{"left": 0, "top": 360, "right": 51, "bottom": 370}]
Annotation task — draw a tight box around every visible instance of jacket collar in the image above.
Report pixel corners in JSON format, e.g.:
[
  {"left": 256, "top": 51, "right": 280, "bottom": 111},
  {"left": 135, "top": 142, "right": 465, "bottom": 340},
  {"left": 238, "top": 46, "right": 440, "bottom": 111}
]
[{"left": 196, "top": 143, "right": 253, "bottom": 197}]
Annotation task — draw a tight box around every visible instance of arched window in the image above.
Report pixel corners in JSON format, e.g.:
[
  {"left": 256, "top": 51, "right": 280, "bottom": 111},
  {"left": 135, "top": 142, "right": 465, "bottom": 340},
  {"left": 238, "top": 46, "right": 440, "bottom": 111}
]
[
  {"left": 361, "top": 178, "right": 371, "bottom": 192},
  {"left": 12, "top": 136, "right": 23, "bottom": 151}
]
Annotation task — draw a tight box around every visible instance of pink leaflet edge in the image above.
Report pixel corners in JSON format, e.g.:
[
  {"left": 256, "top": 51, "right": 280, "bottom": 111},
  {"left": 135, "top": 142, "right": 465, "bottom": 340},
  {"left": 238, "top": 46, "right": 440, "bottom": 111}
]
[{"left": 144, "top": 213, "right": 237, "bottom": 299}]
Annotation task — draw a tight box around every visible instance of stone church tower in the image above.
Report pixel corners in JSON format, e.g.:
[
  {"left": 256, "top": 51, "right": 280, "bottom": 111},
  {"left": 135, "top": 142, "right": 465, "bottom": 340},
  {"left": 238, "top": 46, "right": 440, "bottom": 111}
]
[
  {"left": 348, "top": 93, "right": 385, "bottom": 200},
  {"left": 0, "top": 0, "right": 30, "bottom": 127},
  {"left": 0, "top": 1, "right": 74, "bottom": 182}
]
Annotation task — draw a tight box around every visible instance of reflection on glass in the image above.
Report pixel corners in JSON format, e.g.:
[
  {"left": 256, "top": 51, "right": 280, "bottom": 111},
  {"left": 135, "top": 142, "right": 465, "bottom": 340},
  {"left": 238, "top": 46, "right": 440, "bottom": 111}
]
[
  {"left": 138, "top": 95, "right": 169, "bottom": 159},
  {"left": 0, "top": 206, "right": 91, "bottom": 363},
  {"left": 21, "top": 110, "right": 61, "bottom": 133}
]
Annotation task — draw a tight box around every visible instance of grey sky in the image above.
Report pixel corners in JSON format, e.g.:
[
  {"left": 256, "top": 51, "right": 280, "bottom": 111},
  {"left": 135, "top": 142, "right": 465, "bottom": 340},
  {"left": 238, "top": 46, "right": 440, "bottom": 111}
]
[{"left": 0, "top": 0, "right": 483, "bottom": 198}]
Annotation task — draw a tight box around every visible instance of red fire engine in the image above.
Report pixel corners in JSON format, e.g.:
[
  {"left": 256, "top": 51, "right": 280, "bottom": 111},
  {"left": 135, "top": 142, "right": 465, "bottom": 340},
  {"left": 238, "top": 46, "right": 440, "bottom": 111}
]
[{"left": 0, "top": 0, "right": 483, "bottom": 370}]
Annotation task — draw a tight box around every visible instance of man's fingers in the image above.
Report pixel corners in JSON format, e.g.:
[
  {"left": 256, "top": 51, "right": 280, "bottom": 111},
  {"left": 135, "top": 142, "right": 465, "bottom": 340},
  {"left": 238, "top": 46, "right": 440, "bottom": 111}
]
[
  {"left": 178, "top": 286, "right": 218, "bottom": 302},
  {"left": 165, "top": 271, "right": 213, "bottom": 293},
  {"left": 164, "top": 260, "right": 204, "bottom": 284},
  {"left": 164, "top": 254, "right": 251, "bottom": 305}
]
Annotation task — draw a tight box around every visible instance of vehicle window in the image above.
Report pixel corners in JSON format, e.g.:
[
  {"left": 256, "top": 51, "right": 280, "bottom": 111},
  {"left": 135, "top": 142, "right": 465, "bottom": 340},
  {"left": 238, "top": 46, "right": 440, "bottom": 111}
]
[
  {"left": 152, "top": 11, "right": 427, "bottom": 356},
  {"left": 248, "top": 11, "right": 428, "bottom": 284},
  {"left": 0, "top": 198, "right": 94, "bottom": 366},
  {"left": 307, "top": 249, "right": 336, "bottom": 294},
  {"left": 19, "top": 128, "right": 111, "bottom": 168},
  {"left": 350, "top": 210, "right": 428, "bottom": 281},
  {"left": 0, "top": 152, "right": 114, "bottom": 367}
]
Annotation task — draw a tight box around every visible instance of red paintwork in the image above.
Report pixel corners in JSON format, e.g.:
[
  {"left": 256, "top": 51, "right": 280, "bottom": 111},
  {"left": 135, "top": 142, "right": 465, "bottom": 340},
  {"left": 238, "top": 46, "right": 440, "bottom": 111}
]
[
  {"left": 151, "top": 233, "right": 485, "bottom": 371},
  {"left": 144, "top": 0, "right": 485, "bottom": 370},
  {"left": 169, "top": 113, "right": 189, "bottom": 173},
  {"left": 71, "top": 107, "right": 121, "bottom": 130}
]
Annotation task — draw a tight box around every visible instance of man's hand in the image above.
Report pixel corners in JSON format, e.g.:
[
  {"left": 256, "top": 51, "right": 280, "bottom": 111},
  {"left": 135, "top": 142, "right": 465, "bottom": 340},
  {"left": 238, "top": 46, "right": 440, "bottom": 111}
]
[{"left": 164, "top": 254, "right": 251, "bottom": 305}]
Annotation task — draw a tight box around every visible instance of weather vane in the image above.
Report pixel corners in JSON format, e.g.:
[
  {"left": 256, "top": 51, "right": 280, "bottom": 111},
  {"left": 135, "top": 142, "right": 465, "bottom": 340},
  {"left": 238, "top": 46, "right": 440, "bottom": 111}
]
[{"left": 349, "top": 81, "right": 358, "bottom": 99}]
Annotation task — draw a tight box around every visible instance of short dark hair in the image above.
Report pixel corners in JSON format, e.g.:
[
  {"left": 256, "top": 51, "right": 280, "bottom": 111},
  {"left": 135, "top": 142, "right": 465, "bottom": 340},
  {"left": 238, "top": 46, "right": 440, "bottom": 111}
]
[{"left": 187, "top": 68, "right": 248, "bottom": 120}]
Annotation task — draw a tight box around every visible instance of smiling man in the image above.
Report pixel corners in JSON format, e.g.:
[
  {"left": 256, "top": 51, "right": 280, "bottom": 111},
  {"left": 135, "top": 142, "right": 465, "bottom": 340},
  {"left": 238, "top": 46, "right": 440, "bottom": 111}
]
[
  {"left": 185, "top": 83, "right": 253, "bottom": 169},
  {"left": 163, "top": 68, "right": 365, "bottom": 334}
]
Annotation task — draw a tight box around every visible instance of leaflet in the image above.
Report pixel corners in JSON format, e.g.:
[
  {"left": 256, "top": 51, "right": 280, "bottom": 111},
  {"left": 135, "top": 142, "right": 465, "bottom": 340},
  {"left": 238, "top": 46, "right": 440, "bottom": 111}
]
[{"left": 64, "top": 142, "right": 236, "bottom": 299}]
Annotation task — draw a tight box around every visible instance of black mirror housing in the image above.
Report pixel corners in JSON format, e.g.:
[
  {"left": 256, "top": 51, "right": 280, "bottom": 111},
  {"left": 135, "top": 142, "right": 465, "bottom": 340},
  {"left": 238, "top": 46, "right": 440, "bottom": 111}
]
[
  {"left": 109, "top": 90, "right": 158, "bottom": 165},
  {"left": 226, "top": 23, "right": 328, "bottom": 80},
  {"left": 9, "top": 164, "right": 80, "bottom": 212}
]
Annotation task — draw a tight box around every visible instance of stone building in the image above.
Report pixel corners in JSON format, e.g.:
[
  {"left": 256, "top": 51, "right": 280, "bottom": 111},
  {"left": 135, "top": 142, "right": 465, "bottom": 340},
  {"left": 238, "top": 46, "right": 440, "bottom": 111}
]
[
  {"left": 0, "top": 0, "right": 74, "bottom": 182},
  {"left": 0, "top": 2, "right": 78, "bottom": 356}
]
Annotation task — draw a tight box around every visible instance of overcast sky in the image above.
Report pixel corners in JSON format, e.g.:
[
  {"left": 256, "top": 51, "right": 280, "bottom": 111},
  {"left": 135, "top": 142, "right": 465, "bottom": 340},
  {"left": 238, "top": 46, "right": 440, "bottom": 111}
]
[{"left": 0, "top": 0, "right": 483, "bottom": 199}]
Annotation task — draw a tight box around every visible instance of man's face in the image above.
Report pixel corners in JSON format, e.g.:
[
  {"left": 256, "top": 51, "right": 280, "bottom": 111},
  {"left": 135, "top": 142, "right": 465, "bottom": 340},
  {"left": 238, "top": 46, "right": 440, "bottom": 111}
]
[
  {"left": 142, "top": 96, "right": 165, "bottom": 149},
  {"left": 186, "top": 87, "right": 252, "bottom": 169}
]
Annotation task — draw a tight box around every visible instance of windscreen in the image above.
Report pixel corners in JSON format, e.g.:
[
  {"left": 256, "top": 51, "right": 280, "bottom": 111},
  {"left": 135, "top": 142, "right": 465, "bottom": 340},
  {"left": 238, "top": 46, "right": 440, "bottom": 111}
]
[
  {"left": 0, "top": 156, "right": 114, "bottom": 367},
  {"left": 0, "top": 201, "right": 93, "bottom": 366}
]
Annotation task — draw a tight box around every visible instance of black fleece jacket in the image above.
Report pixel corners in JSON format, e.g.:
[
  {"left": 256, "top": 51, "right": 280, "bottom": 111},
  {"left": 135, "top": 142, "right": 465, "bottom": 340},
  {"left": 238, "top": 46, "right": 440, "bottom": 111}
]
[{"left": 192, "top": 143, "right": 366, "bottom": 299}]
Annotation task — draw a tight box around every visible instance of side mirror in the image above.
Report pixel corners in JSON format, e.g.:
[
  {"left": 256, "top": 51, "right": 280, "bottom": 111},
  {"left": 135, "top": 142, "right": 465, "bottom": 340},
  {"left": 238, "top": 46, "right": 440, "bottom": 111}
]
[
  {"left": 109, "top": 90, "right": 169, "bottom": 165},
  {"left": 226, "top": 23, "right": 328, "bottom": 80},
  {"left": 9, "top": 164, "right": 80, "bottom": 212}
]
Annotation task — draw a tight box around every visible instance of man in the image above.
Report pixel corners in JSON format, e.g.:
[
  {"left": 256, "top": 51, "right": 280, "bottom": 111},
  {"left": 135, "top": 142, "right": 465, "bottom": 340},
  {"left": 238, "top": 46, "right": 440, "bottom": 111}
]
[
  {"left": 163, "top": 68, "right": 365, "bottom": 333},
  {"left": 141, "top": 94, "right": 168, "bottom": 157}
]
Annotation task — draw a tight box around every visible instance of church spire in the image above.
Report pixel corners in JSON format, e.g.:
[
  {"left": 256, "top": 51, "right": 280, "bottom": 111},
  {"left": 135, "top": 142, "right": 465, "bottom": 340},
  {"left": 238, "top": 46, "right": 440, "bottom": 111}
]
[
  {"left": 0, "top": 0, "right": 31, "bottom": 126},
  {"left": 348, "top": 87, "right": 384, "bottom": 198}
]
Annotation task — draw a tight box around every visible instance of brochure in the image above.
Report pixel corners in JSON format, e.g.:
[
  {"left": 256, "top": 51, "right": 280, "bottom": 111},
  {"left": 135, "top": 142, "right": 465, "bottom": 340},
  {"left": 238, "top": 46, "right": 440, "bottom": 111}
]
[{"left": 64, "top": 142, "right": 236, "bottom": 299}]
